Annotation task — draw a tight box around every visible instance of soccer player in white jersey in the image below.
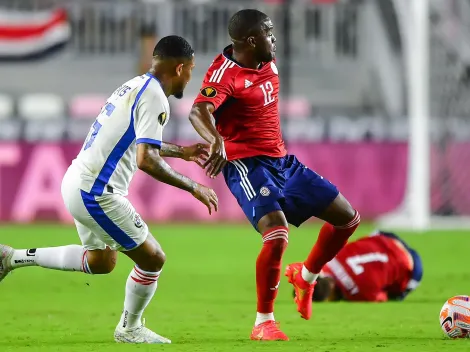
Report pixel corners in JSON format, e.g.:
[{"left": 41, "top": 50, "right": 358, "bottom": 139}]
[{"left": 0, "top": 36, "right": 218, "bottom": 344}]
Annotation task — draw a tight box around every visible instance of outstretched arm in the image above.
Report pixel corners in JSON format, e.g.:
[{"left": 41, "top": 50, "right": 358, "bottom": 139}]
[
  {"left": 136, "top": 143, "right": 218, "bottom": 214},
  {"left": 159, "top": 142, "right": 185, "bottom": 158},
  {"left": 160, "top": 142, "right": 209, "bottom": 167},
  {"left": 189, "top": 102, "right": 226, "bottom": 177}
]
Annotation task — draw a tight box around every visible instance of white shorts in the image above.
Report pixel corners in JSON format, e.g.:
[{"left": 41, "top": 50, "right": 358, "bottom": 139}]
[{"left": 61, "top": 167, "right": 148, "bottom": 251}]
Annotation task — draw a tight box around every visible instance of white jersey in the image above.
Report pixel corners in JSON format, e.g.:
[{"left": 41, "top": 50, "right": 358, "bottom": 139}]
[{"left": 72, "top": 73, "right": 170, "bottom": 196}]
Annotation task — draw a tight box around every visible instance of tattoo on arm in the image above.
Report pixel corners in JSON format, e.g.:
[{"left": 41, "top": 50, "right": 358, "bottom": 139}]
[
  {"left": 159, "top": 142, "right": 184, "bottom": 158},
  {"left": 139, "top": 144, "right": 196, "bottom": 193}
]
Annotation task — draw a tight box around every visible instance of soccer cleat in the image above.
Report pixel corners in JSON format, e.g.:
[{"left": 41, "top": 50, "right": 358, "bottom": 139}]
[
  {"left": 0, "top": 245, "right": 14, "bottom": 283},
  {"left": 285, "top": 262, "right": 316, "bottom": 320},
  {"left": 114, "top": 319, "right": 171, "bottom": 344},
  {"left": 250, "top": 320, "right": 289, "bottom": 341}
]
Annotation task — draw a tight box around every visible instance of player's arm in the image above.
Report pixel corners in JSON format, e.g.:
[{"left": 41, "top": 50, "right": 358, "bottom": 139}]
[
  {"left": 189, "top": 70, "right": 235, "bottom": 178},
  {"left": 159, "top": 141, "right": 209, "bottom": 168},
  {"left": 135, "top": 92, "right": 217, "bottom": 214}
]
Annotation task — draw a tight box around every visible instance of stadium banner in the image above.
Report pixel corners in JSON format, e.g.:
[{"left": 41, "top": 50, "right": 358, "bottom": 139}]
[
  {"left": 0, "top": 142, "right": 410, "bottom": 223},
  {"left": 0, "top": 141, "right": 467, "bottom": 223},
  {"left": 0, "top": 8, "right": 70, "bottom": 61}
]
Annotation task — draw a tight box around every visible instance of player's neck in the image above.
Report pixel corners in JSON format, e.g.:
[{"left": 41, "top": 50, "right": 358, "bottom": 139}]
[
  {"left": 231, "top": 50, "right": 261, "bottom": 70},
  {"left": 148, "top": 69, "right": 171, "bottom": 97}
]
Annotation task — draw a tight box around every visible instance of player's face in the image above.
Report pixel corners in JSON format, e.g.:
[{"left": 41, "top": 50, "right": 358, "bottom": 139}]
[
  {"left": 173, "top": 55, "right": 195, "bottom": 99},
  {"left": 254, "top": 19, "right": 276, "bottom": 62}
]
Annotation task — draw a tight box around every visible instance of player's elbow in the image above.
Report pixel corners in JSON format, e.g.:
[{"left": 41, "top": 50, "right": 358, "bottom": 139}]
[
  {"left": 136, "top": 153, "right": 148, "bottom": 171},
  {"left": 189, "top": 103, "right": 212, "bottom": 123},
  {"left": 188, "top": 104, "right": 202, "bottom": 124},
  {"left": 136, "top": 144, "right": 161, "bottom": 172}
]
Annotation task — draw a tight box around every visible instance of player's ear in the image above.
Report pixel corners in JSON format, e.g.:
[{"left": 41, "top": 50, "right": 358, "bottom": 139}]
[
  {"left": 247, "top": 36, "right": 256, "bottom": 48},
  {"left": 175, "top": 63, "right": 184, "bottom": 77}
]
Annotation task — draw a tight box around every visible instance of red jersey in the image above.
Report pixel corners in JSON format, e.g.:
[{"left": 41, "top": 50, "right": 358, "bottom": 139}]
[
  {"left": 322, "top": 234, "right": 415, "bottom": 302},
  {"left": 193, "top": 45, "right": 287, "bottom": 161}
]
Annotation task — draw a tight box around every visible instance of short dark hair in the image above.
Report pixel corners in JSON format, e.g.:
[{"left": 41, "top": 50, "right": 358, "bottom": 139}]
[
  {"left": 312, "top": 277, "right": 334, "bottom": 302},
  {"left": 153, "top": 35, "right": 194, "bottom": 59},
  {"left": 228, "top": 9, "right": 269, "bottom": 40}
]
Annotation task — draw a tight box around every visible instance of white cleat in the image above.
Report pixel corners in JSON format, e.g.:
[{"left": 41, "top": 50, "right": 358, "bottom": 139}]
[
  {"left": 0, "top": 245, "right": 14, "bottom": 283},
  {"left": 114, "top": 319, "right": 171, "bottom": 344}
]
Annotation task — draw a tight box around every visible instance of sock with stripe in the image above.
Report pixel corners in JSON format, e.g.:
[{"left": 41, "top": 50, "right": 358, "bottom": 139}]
[
  {"left": 9, "top": 245, "right": 92, "bottom": 273},
  {"left": 118, "top": 266, "right": 161, "bottom": 329},
  {"left": 303, "top": 211, "right": 361, "bottom": 279},
  {"left": 255, "top": 226, "right": 288, "bottom": 326}
]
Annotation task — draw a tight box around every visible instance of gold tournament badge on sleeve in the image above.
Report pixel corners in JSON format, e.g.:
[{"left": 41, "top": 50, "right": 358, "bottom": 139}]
[
  {"left": 200, "top": 86, "right": 217, "bottom": 98},
  {"left": 158, "top": 112, "right": 167, "bottom": 125}
]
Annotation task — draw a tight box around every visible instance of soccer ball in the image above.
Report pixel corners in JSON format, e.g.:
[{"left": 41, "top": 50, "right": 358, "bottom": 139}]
[{"left": 440, "top": 295, "right": 470, "bottom": 338}]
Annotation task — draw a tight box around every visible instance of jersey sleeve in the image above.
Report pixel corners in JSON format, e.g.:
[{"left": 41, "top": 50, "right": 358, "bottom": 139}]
[
  {"left": 193, "top": 59, "right": 236, "bottom": 110},
  {"left": 134, "top": 89, "right": 168, "bottom": 148}
]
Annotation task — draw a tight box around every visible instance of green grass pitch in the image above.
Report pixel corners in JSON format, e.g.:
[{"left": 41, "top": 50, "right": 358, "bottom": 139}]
[{"left": 1, "top": 223, "right": 469, "bottom": 352}]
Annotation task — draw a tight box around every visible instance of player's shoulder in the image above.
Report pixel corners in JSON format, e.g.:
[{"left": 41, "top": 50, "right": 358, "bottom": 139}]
[
  {"left": 205, "top": 47, "right": 242, "bottom": 81},
  {"left": 137, "top": 74, "right": 167, "bottom": 102}
]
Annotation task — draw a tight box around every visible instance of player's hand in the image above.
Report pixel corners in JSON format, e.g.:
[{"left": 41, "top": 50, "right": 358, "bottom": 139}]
[
  {"left": 191, "top": 184, "right": 218, "bottom": 215},
  {"left": 181, "top": 143, "right": 210, "bottom": 168},
  {"left": 203, "top": 138, "right": 227, "bottom": 178}
]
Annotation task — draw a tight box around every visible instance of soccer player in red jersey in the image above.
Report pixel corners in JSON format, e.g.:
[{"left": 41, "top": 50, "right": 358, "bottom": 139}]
[
  {"left": 189, "top": 9, "right": 361, "bottom": 340},
  {"left": 310, "top": 230, "right": 423, "bottom": 302}
]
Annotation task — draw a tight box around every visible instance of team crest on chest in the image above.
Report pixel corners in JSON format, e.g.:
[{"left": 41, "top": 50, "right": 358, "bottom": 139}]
[
  {"left": 200, "top": 86, "right": 217, "bottom": 98},
  {"left": 270, "top": 62, "right": 278, "bottom": 75},
  {"left": 158, "top": 112, "right": 167, "bottom": 125}
]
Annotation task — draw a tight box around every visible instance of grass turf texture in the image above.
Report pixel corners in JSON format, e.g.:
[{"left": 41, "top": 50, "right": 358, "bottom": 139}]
[{"left": 0, "top": 223, "right": 469, "bottom": 352}]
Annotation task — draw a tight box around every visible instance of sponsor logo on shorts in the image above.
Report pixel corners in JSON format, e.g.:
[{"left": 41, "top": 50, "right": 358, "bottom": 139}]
[
  {"left": 260, "top": 187, "right": 270, "bottom": 196},
  {"left": 134, "top": 213, "right": 143, "bottom": 228}
]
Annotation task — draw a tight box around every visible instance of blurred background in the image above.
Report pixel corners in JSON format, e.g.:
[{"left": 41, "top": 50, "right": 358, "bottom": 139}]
[{"left": 0, "top": 0, "right": 469, "bottom": 229}]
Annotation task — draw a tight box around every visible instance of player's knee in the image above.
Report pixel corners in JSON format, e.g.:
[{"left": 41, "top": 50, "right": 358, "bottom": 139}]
[
  {"left": 257, "top": 210, "right": 288, "bottom": 233},
  {"left": 323, "top": 193, "right": 358, "bottom": 226},
  {"left": 144, "top": 247, "right": 166, "bottom": 272}
]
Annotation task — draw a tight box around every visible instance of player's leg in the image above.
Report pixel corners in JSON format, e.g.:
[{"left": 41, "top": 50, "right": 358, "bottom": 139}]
[
  {"left": 112, "top": 233, "right": 170, "bottom": 344},
  {"left": 302, "top": 193, "right": 359, "bottom": 283},
  {"left": 0, "top": 221, "right": 117, "bottom": 282},
  {"left": 279, "top": 155, "right": 360, "bottom": 319},
  {"left": 223, "top": 158, "right": 289, "bottom": 341},
  {"left": 250, "top": 209, "right": 289, "bottom": 341},
  {"left": 116, "top": 232, "right": 166, "bottom": 334},
  {"left": 78, "top": 192, "right": 170, "bottom": 344}
]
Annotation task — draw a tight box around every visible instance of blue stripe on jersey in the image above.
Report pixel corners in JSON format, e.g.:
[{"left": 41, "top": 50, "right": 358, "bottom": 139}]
[
  {"left": 80, "top": 190, "right": 138, "bottom": 250},
  {"left": 145, "top": 72, "right": 162, "bottom": 85},
  {"left": 90, "top": 77, "right": 152, "bottom": 195},
  {"left": 136, "top": 138, "right": 162, "bottom": 148}
]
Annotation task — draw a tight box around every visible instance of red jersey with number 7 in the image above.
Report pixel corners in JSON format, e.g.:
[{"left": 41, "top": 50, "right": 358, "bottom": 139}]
[{"left": 193, "top": 45, "right": 287, "bottom": 161}]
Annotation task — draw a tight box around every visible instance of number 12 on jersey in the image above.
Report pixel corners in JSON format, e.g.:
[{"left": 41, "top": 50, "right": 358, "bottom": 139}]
[{"left": 260, "top": 81, "right": 275, "bottom": 106}]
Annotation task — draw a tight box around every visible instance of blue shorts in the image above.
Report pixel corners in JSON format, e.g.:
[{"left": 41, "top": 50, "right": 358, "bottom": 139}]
[{"left": 223, "top": 155, "right": 339, "bottom": 231}]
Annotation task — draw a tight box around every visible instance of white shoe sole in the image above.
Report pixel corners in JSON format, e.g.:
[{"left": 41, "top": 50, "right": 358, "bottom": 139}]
[{"left": 114, "top": 331, "right": 171, "bottom": 344}]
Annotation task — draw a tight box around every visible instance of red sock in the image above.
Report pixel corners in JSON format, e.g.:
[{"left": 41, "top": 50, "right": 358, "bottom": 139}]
[
  {"left": 256, "top": 226, "right": 288, "bottom": 313},
  {"left": 304, "top": 211, "right": 360, "bottom": 274}
]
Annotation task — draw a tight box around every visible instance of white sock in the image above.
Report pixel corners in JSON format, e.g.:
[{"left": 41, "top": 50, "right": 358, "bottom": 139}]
[
  {"left": 118, "top": 266, "right": 161, "bottom": 330},
  {"left": 255, "top": 312, "right": 275, "bottom": 326},
  {"left": 301, "top": 265, "right": 319, "bottom": 284},
  {"left": 9, "top": 245, "right": 91, "bottom": 273}
]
